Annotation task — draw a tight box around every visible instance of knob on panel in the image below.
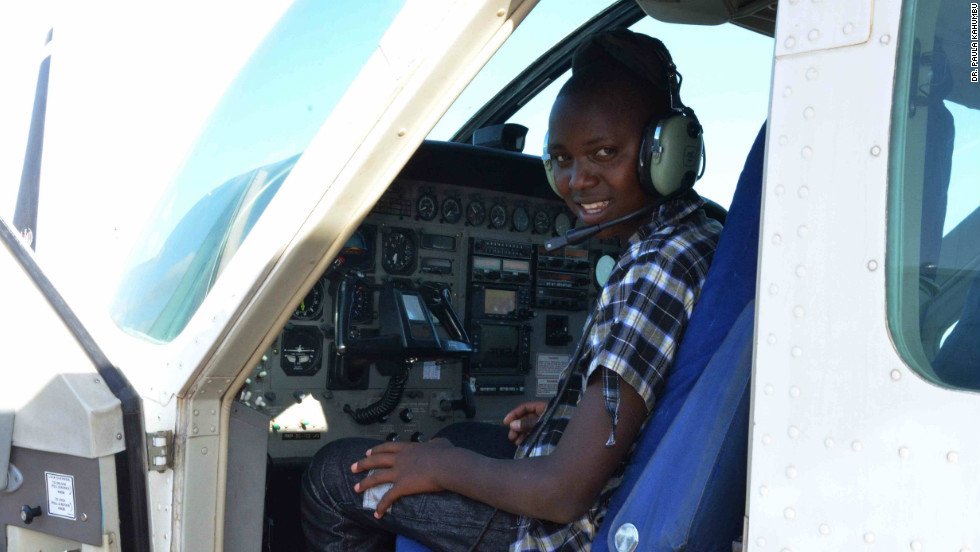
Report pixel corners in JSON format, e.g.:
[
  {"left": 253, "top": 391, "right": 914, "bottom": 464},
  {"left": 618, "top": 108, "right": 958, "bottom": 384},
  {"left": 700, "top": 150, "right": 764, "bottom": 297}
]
[{"left": 21, "top": 505, "right": 42, "bottom": 524}]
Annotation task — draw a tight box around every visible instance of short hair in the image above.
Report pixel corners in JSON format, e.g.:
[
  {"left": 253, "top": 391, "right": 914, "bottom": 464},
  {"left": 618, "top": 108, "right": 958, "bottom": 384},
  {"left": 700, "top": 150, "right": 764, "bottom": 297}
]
[
  {"left": 557, "top": 29, "right": 676, "bottom": 121},
  {"left": 556, "top": 61, "right": 669, "bottom": 120}
]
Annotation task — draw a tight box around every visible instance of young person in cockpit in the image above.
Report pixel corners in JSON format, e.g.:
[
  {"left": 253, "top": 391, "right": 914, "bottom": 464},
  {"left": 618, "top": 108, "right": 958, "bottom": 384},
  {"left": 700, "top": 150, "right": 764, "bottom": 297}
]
[{"left": 301, "top": 28, "right": 722, "bottom": 552}]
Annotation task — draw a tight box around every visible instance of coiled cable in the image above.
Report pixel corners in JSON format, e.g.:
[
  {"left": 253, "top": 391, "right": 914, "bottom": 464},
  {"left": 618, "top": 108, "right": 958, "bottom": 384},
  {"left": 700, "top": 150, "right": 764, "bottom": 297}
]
[{"left": 344, "top": 369, "right": 409, "bottom": 425}]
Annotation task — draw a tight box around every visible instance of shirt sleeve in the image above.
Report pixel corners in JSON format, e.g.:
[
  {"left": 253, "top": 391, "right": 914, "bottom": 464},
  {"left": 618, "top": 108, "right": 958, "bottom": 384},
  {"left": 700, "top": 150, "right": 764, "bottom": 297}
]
[{"left": 585, "top": 240, "right": 700, "bottom": 446}]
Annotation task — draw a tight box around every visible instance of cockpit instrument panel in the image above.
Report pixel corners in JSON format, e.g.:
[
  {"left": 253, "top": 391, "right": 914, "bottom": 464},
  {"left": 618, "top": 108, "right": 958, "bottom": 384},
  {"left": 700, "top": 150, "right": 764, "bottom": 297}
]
[{"left": 239, "top": 177, "right": 617, "bottom": 459}]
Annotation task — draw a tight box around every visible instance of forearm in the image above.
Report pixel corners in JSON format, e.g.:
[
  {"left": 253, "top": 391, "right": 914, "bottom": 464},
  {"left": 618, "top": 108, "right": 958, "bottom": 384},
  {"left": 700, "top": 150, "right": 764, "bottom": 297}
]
[{"left": 434, "top": 446, "right": 588, "bottom": 523}]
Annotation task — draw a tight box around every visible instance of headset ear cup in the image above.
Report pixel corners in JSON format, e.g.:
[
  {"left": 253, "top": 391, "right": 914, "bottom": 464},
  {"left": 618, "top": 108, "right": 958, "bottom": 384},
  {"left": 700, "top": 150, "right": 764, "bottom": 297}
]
[
  {"left": 637, "top": 119, "right": 660, "bottom": 196},
  {"left": 639, "top": 112, "right": 703, "bottom": 197},
  {"left": 543, "top": 157, "right": 560, "bottom": 197},
  {"left": 542, "top": 132, "right": 562, "bottom": 198}
]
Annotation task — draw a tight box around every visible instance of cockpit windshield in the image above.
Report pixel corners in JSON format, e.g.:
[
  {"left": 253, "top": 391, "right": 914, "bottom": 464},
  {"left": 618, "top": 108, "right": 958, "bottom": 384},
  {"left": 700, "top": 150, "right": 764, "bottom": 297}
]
[{"left": 111, "top": 0, "right": 406, "bottom": 342}]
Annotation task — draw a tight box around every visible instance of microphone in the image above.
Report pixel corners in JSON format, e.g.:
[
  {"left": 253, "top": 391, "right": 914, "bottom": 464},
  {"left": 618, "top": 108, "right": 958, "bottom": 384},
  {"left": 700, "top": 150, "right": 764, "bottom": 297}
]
[{"left": 544, "top": 200, "right": 662, "bottom": 251}]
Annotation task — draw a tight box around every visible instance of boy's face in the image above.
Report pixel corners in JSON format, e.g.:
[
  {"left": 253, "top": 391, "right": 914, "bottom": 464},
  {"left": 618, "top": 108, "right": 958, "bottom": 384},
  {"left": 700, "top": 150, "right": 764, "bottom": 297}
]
[{"left": 547, "top": 86, "right": 655, "bottom": 241}]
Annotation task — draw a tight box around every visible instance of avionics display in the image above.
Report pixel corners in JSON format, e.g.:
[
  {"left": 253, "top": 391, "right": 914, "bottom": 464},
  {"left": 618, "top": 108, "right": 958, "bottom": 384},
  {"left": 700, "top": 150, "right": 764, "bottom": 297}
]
[
  {"left": 469, "top": 320, "right": 531, "bottom": 374},
  {"left": 484, "top": 289, "right": 517, "bottom": 316}
]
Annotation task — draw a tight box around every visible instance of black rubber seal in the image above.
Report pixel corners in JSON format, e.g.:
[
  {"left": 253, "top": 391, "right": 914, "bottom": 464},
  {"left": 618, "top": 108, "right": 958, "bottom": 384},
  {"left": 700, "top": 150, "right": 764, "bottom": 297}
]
[{"left": 0, "top": 219, "right": 151, "bottom": 552}]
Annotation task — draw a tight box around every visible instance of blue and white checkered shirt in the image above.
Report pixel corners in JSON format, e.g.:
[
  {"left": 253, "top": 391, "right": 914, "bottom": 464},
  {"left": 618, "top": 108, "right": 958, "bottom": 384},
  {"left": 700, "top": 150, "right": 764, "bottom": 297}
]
[{"left": 511, "top": 193, "right": 721, "bottom": 551}]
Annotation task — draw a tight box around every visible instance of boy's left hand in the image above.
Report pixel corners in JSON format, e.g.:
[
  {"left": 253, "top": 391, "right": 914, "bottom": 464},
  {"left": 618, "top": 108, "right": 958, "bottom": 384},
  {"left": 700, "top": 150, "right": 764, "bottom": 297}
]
[{"left": 351, "top": 438, "right": 455, "bottom": 518}]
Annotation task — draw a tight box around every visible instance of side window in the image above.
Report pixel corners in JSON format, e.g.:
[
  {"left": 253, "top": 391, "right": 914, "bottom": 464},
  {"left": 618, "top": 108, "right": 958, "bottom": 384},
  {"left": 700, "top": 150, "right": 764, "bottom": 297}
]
[{"left": 888, "top": 0, "right": 979, "bottom": 390}]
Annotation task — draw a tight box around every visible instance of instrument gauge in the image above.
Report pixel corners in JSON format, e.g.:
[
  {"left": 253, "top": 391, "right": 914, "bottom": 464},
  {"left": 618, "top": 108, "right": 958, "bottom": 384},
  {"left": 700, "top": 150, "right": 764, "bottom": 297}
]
[
  {"left": 381, "top": 227, "right": 417, "bottom": 275},
  {"left": 489, "top": 204, "right": 507, "bottom": 229},
  {"left": 512, "top": 207, "right": 530, "bottom": 232},
  {"left": 441, "top": 197, "right": 462, "bottom": 224},
  {"left": 280, "top": 327, "right": 323, "bottom": 376},
  {"left": 340, "top": 225, "right": 375, "bottom": 271},
  {"left": 292, "top": 279, "right": 324, "bottom": 321},
  {"left": 554, "top": 212, "right": 572, "bottom": 236},
  {"left": 416, "top": 193, "right": 437, "bottom": 221},
  {"left": 533, "top": 210, "right": 551, "bottom": 234},
  {"left": 466, "top": 200, "right": 487, "bottom": 227}
]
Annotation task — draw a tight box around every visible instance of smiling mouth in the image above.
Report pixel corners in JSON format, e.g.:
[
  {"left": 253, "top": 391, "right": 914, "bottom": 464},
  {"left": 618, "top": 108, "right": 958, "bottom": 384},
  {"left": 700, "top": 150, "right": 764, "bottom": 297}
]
[{"left": 578, "top": 200, "right": 610, "bottom": 216}]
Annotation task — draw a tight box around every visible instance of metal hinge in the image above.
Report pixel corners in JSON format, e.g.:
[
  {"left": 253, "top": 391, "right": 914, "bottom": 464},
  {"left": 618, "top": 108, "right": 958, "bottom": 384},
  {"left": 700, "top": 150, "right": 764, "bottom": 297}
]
[{"left": 147, "top": 430, "right": 173, "bottom": 472}]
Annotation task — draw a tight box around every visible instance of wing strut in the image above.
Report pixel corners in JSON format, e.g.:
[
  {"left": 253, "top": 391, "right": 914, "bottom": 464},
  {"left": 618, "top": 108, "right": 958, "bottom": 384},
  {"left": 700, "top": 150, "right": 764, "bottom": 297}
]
[{"left": 12, "top": 28, "right": 53, "bottom": 251}]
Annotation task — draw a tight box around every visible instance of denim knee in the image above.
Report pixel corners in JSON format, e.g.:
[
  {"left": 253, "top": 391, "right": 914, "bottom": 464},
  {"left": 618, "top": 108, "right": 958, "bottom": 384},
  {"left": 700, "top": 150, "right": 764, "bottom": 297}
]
[{"left": 303, "top": 437, "right": 377, "bottom": 510}]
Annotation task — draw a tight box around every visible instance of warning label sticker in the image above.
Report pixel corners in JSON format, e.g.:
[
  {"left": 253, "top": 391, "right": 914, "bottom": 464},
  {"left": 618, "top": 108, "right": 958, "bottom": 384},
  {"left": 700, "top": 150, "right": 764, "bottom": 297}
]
[
  {"left": 423, "top": 361, "right": 441, "bottom": 380},
  {"left": 536, "top": 354, "right": 569, "bottom": 397},
  {"left": 45, "top": 472, "right": 76, "bottom": 520}
]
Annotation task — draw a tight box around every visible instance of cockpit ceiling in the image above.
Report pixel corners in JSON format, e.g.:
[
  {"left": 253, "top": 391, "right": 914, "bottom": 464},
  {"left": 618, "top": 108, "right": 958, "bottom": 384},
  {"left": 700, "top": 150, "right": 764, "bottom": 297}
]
[{"left": 636, "top": 0, "right": 778, "bottom": 37}]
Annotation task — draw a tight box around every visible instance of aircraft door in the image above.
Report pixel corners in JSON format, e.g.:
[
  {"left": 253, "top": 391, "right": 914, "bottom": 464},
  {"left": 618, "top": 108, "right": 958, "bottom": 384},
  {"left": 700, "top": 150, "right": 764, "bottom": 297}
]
[{"left": 1, "top": 225, "right": 138, "bottom": 551}]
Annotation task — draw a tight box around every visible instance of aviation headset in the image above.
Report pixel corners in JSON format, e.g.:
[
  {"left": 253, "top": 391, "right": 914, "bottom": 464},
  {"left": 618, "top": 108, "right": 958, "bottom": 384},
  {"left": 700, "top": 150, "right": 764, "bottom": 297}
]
[{"left": 542, "top": 31, "right": 704, "bottom": 199}]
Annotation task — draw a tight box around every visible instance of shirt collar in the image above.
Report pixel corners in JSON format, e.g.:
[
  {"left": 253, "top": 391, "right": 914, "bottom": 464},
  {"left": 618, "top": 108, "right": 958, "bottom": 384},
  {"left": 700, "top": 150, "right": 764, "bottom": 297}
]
[{"left": 626, "top": 189, "right": 704, "bottom": 249}]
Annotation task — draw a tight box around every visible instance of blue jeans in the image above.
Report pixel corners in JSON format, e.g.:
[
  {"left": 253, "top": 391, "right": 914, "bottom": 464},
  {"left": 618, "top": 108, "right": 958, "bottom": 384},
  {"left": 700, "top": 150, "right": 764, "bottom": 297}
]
[{"left": 301, "top": 423, "right": 521, "bottom": 552}]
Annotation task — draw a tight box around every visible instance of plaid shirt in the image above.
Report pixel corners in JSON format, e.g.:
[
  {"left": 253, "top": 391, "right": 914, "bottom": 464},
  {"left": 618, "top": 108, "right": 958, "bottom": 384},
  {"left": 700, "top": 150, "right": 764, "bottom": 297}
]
[{"left": 511, "top": 193, "right": 721, "bottom": 551}]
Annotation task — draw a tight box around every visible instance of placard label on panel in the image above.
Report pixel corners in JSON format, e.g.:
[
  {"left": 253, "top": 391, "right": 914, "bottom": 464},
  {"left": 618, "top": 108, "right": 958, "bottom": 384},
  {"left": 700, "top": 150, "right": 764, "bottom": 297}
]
[
  {"left": 423, "top": 361, "right": 441, "bottom": 380},
  {"left": 536, "top": 354, "right": 569, "bottom": 397},
  {"left": 45, "top": 472, "right": 76, "bottom": 520}
]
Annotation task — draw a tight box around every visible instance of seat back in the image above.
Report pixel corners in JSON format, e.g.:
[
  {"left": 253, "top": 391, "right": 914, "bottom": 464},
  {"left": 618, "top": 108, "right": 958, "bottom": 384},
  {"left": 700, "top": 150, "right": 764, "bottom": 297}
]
[{"left": 593, "top": 122, "right": 766, "bottom": 552}]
